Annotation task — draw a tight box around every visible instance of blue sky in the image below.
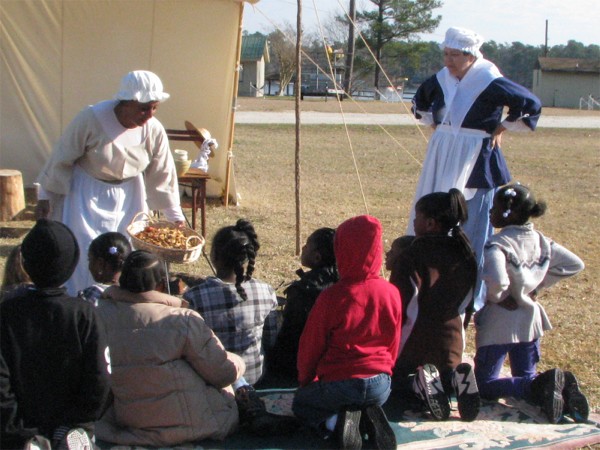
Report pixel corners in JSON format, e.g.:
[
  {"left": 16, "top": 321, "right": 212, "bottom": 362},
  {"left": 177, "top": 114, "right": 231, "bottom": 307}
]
[{"left": 243, "top": 0, "right": 599, "bottom": 47}]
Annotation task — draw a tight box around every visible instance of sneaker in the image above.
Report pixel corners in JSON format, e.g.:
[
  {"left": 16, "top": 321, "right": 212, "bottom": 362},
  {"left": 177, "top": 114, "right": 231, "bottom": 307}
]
[
  {"left": 360, "top": 404, "right": 396, "bottom": 450},
  {"left": 335, "top": 409, "right": 363, "bottom": 450},
  {"left": 413, "top": 364, "right": 450, "bottom": 421},
  {"left": 452, "top": 363, "right": 480, "bottom": 422},
  {"left": 531, "top": 368, "right": 565, "bottom": 424},
  {"left": 24, "top": 435, "right": 52, "bottom": 450},
  {"left": 235, "top": 385, "right": 267, "bottom": 424},
  {"left": 57, "top": 428, "right": 93, "bottom": 450},
  {"left": 562, "top": 371, "right": 589, "bottom": 423}
]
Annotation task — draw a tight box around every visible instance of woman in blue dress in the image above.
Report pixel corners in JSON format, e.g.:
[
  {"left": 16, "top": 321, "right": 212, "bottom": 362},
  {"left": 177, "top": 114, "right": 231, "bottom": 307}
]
[{"left": 407, "top": 26, "right": 542, "bottom": 313}]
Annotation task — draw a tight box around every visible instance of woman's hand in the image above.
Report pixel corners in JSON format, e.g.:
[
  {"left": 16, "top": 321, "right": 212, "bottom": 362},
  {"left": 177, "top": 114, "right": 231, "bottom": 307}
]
[
  {"left": 174, "top": 220, "right": 186, "bottom": 228},
  {"left": 490, "top": 124, "right": 506, "bottom": 150}
]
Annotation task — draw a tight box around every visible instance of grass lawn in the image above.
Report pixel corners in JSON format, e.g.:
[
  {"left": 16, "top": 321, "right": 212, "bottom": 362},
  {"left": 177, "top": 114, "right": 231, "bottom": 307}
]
[{"left": 2, "top": 98, "right": 599, "bottom": 413}]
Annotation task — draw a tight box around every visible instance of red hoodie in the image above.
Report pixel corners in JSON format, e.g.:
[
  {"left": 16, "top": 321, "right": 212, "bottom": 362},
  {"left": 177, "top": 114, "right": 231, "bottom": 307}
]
[{"left": 297, "top": 215, "right": 402, "bottom": 386}]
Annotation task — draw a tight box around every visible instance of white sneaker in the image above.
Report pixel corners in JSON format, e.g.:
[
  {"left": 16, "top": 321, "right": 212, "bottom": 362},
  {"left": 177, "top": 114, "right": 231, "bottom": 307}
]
[
  {"left": 24, "top": 435, "right": 52, "bottom": 450},
  {"left": 58, "top": 428, "right": 93, "bottom": 450}
]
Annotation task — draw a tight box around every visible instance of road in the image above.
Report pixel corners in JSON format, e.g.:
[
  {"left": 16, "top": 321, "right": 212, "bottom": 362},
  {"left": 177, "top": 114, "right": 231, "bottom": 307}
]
[{"left": 235, "top": 111, "right": 600, "bottom": 128}]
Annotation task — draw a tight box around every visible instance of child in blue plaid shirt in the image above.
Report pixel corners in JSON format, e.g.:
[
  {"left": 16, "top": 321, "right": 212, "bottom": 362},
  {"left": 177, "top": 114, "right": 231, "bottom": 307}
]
[{"left": 183, "top": 219, "right": 279, "bottom": 385}]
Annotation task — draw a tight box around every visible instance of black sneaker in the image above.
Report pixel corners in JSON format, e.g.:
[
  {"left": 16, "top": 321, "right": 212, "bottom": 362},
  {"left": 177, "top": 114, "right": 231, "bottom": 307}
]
[
  {"left": 335, "top": 409, "right": 363, "bottom": 450},
  {"left": 413, "top": 364, "right": 450, "bottom": 421},
  {"left": 360, "top": 404, "right": 396, "bottom": 450},
  {"left": 532, "top": 368, "right": 565, "bottom": 424},
  {"left": 562, "top": 371, "right": 589, "bottom": 423},
  {"left": 452, "top": 363, "right": 480, "bottom": 422},
  {"left": 235, "top": 385, "right": 267, "bottom": 424}
]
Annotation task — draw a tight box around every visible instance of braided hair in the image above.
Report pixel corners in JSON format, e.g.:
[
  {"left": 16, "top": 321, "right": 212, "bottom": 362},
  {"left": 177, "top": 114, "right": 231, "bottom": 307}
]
[
  {"left": 495, "top": 183, "right": 546, "bottom": 225},
  {"left": 88, "top": 232, "right": 131, "bottom": 283},
  {"left": 415, "top": 188, "right": 477, "bottom": 267},
  {"left": 119, "top": 250, "right": 165, "bottom": 293},
  {"left": 308, "top": 227, "right": 336, "bottom": 267},
  {"left": 210, "top": 219, "right": 260, "bottom": 301}
]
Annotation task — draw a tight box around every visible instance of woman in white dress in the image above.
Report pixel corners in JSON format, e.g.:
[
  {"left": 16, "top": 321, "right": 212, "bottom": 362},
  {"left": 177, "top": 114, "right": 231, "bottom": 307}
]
[{"left": 35, "top": 70, "right": 184, "bottom": 295}]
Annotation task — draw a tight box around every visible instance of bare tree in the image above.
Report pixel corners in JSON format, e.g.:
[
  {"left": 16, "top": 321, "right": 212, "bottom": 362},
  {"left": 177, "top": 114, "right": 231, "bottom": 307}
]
[{"left": 268, "top": 24, "right": 298, "bottom": 96}]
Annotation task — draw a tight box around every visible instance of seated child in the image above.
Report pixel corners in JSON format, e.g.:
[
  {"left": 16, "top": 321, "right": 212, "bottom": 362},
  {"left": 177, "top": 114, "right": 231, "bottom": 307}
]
[
  {"left": 390, "top": 189, "right": 480, "bottom": 422},
  {"left": 95, "top": 250, "right": 245, "bottom": 446},
  {"left": 474, "top": 183, "right": 588, "bottom": 424},
  {"left": 267, "top": 227, "right": 338, "bottom": 382},
  {"left": 78, "top": 232, "right": 131, "bottom": 305},
  {"left": 183, "top": 219, "right": 279, "bottom": 386},
  {"left": 0, "top": 219, "right": 111, "bottom": 448},
  {"left": 292, "top": 215, "right": 401, "bottom": 450}
]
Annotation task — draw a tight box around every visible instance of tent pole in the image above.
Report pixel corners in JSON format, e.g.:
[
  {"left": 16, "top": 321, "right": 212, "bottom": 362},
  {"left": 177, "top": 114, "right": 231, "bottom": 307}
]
[
  {"left": 294, "top": 0, "right": 303, "bottom": 255},
  {"left": 225, "top": 1, "right": 245, "bottom": 207}
]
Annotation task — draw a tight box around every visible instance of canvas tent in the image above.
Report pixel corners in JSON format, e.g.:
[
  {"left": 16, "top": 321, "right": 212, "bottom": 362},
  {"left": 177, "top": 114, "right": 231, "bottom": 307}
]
[{"left": 0, "top": 0, "right": 260, "bottom": 202}]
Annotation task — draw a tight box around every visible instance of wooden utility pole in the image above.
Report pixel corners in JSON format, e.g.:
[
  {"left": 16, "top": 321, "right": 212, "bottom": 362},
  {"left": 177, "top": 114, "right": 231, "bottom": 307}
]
[
  {"left": 544, "top": 19, "right": 549, "bottom": 57},
  {"left": 343, "top": 0, "right": 356, "bottom": 95},
  {"left": 294, "top": 0, "right": 302, "bottom": 255}
]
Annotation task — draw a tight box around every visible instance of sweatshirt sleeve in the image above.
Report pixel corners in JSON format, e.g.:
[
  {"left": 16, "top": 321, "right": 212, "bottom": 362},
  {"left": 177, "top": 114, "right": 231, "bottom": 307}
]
[{"left": 296, "top": 293, "right": 329, "bottom": 386}]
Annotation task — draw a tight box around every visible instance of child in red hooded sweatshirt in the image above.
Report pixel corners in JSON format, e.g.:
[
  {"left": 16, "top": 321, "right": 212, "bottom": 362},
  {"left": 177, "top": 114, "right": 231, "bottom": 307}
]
[{"left": 292, "top": 215, "right": 402, "bottom": 450}]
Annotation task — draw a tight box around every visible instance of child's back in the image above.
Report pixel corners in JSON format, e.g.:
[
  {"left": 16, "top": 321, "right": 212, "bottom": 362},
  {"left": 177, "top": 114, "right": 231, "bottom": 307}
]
[
  {"left": 0, "top": 219, "right": 110, "bottom": 447},
  {"left": 183, "top": 219, "right": 278, "bottom": 385},
  {"left": 267, "top": 227, "right": 338, "bottom": 381}
]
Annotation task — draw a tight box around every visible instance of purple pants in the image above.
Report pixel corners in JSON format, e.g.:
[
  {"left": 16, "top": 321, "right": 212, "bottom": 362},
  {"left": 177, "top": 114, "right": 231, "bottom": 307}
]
[{"left": 474, "top": 339, "right": 540, "bottom": 400}]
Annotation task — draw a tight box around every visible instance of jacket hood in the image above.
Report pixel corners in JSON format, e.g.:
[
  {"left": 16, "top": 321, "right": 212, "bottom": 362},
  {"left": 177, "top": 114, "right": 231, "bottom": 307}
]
[{"left": 334, "top": 215, "right": 382, "bottom": 281}]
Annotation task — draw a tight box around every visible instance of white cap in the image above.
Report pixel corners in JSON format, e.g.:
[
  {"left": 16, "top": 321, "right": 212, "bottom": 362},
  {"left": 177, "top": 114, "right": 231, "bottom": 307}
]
[
  {"left": 114, "top": 70, "right": 170, "bottom": 103},
  {"left": 440, "top": 27, "right": 484, "bottom": 59}
]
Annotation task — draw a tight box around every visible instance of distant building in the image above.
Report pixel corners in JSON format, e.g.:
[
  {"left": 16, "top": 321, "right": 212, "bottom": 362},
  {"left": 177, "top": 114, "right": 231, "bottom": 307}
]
[
  {"left": 239, "top": 32, "right": 270, "bottom": 97},
  {"left": 533, "top": 57, "right": 600, "bottom": 108}
]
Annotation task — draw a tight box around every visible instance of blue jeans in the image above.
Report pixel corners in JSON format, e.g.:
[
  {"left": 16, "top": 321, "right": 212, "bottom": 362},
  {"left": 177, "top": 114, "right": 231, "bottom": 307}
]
[
  {"left": 463, "top": 188, "right": 496, "bottom": 312},
  {"left": 292, "top": 374, "right": 391, "bottom": 429},
  {"left": 474, "top": 339, "right": 540, "bottom": 400}
]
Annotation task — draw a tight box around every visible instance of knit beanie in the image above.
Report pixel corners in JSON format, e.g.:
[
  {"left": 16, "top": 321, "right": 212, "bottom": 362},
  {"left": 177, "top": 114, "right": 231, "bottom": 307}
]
[{"left": 21, "top": 219, "right": 80, "bottom": 288}]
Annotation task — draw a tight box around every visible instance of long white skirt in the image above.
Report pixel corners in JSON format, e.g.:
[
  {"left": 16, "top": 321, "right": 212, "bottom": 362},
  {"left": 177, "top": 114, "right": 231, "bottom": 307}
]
[
  {"left": 406, "top": 125, "right": 488, "bottom": 234},
  {"left": 61, "top": 166, "right": 147, "bottom": 295}
]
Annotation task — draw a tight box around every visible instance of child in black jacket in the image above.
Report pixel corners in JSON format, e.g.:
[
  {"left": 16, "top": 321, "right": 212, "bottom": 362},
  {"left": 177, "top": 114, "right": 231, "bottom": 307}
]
[{"left": 0, "top": 219, "right": 111, "bottom": 449}]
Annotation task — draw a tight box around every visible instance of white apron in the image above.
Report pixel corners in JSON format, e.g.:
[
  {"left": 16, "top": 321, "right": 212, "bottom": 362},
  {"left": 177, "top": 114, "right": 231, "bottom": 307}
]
[
  {"left": 406, "top": 125, "right": 488, "bottom": 234},
  {"left": 62, "top": 165, "right": 147, "bottom": 295}
]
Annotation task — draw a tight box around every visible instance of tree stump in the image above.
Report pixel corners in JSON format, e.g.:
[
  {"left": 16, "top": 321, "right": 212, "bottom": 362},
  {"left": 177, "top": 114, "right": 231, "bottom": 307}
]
[{"left": 0, "top": 169, "right": 26, "bottom": 221}]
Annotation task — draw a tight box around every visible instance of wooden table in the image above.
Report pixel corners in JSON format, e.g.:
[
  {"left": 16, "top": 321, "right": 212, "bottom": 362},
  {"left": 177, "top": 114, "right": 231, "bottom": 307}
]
[{"left": 178, "top": 168, "right": 210, "bottom": 238}]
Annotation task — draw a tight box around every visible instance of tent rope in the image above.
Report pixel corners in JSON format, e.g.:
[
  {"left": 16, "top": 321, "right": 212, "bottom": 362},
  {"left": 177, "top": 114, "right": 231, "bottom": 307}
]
[
  {"left": 312, "top": 0, "right": 370, "bottom": 215},
  {"left": 250, "top": 3, "right": 427, "bottom": 167}
]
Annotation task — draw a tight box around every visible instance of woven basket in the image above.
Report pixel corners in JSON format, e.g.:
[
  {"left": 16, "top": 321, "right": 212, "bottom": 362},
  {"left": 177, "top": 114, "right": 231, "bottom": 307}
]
[{"left": 126, "top": 212, "right": 204, "bottom": 264}]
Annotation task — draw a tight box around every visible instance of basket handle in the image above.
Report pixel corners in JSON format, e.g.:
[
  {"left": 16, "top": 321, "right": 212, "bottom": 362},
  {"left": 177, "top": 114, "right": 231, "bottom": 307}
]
[
  {"left": 129, "top": 211, "right": 154, "bottom": 227},
  {"left": 185, "top": 235, "right": 203, "bottom": 249}
]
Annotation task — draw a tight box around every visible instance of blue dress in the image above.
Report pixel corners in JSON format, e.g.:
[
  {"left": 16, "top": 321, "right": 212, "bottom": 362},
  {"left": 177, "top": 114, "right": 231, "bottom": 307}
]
[{"left": 407, "top": 59, "right": 542, "bottom": 311}]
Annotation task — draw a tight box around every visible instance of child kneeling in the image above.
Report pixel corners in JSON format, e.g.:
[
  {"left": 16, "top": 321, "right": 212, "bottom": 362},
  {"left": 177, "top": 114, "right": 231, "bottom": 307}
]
[{"left": 292, "top": 215, "right": 402, "bottom": 450}]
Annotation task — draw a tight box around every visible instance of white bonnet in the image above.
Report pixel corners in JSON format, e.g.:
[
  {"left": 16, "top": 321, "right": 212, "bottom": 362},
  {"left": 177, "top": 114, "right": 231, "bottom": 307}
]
[
  {"left": 440, "top": 27, "right": 484, "bottom": 59},
  {"left": 115, "top": 70, "right": 170, "bottom": 103}
]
